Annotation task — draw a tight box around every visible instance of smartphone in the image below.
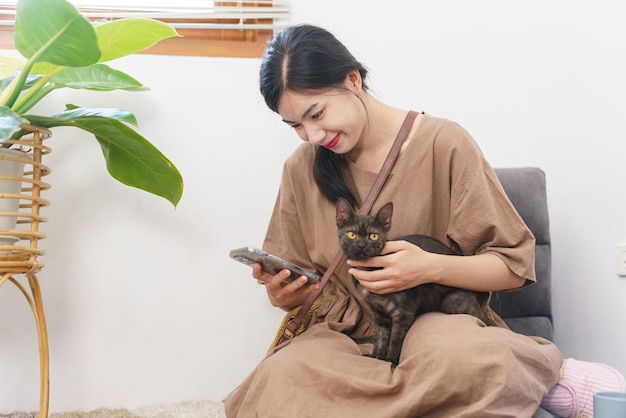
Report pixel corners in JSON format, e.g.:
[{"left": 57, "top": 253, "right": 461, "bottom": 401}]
[{"left": 229, "top": 246, "right": 321, "bottom": 284}]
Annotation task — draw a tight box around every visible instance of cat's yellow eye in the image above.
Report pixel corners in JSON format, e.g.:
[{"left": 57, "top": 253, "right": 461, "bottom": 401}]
[
  {"left": 347, "top": 232, "right": 357, "bottom": 240},
  {"left": 369, "top": 233, "right": 379, "bottom": 241}
]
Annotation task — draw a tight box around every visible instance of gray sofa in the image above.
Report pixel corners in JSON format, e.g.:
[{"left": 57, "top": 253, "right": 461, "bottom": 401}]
[
  {"left": 491, "top": 167, "right": 559, "bottom": 418},
  {"left": 491, "top": 167, "right": 553, "bottom": 341}
]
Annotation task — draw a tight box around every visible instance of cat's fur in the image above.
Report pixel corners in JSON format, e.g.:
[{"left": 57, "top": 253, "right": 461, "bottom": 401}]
[{"left": 336, "top": 198, "right": 493, "bottom": 365}]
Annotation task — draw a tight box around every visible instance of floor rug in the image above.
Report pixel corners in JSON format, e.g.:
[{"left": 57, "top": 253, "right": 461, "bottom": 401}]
[{"left": 0, "top": 399, "right": 226, "bottom": 418}]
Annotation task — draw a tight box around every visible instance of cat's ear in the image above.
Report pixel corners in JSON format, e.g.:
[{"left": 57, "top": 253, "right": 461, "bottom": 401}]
[
  {"left": 336, "top": 198, "right": 355, "bottom": 228},
  {"left": 375, "top": 202, "right": 393, "bottom": 232}
]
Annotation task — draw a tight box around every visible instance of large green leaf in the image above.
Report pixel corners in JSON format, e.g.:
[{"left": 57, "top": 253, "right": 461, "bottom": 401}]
[
  {"left": 96, "top": 18, "right": 179, "bottom": 62},
  {"left": 24, "top": 112, "right": 183, "bottom": 206},
  {"left": 0, "top": 106, "right": 29, "bottom": 141},
  {"left": 51, "top": 64, "right": 147, "bottom": 92},
  {"left": 52, "top": 105, "right": 138, "bottom": 126},
  {"left": 15, "top": 0, "right": 100, "bottom": 67}
]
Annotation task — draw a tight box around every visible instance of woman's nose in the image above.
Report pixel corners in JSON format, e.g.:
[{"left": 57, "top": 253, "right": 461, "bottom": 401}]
[{"left": 303, "top": 124, "right": 326, "bottom": 145}]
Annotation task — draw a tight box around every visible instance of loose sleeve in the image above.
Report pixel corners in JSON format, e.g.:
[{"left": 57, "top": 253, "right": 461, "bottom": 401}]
[
  {"left": 262, "top": 146, "right": 320, "bottom": 275},
  {"left": 440, "top": 123, "right": 536, "bottom": 284}
]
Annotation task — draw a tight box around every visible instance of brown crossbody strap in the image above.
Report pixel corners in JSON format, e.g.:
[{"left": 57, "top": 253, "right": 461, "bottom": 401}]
[{"left": 277, "top": 110, "right": 419, "bottom": 346}]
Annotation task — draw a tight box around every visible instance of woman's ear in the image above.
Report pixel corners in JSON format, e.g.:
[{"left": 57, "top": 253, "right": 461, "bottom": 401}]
[{"left": 345, "top": 69, "right": 363, "bottom": 94}]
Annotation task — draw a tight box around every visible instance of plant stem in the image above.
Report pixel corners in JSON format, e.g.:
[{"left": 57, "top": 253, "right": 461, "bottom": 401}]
[
  {"left": 15, "top": 85, "right": 56, "bottom": 115},
  {"left": 12, "top": 73, "right": 59, "bottom": 114},
  {"left": 0, "top": 60, "right": 33, "bottom": 108}
]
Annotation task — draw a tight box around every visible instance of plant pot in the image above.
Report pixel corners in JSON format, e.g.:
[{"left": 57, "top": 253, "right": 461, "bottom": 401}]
[{"left": 0, "top": 148, "right": 33, "bottom": 248}]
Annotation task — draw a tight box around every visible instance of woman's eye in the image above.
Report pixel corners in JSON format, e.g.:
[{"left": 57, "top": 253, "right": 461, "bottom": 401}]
[
  {"left": 369, "top": 233, "right": 379, "bottom": 241},
  {"left": 347, "top": 232, "right": 357, "bottom": 240},
  {"left": 311, "top": 110, "right": 323, "bottom": 120},
  {"left": 290, "top": 123, "right": 301, "bottom": 129}
]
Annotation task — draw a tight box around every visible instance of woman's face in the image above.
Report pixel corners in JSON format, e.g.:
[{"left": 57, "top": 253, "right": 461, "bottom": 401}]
[{"left": 276, "top": 76, "right": 366, "bottom": 154}]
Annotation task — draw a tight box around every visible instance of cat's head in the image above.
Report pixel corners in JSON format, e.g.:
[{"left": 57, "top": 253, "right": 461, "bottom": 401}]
[{"left": 335, "top": 198, "right": 393, "bottom": 260}]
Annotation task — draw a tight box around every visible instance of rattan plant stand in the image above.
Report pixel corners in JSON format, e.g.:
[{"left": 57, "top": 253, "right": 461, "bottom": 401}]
[{"left": 0, "top": 126, "right": 51, "bottom": 417}]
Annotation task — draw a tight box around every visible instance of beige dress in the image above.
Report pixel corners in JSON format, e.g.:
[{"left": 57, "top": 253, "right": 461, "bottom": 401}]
[{"left": 225, "top": 114, "right": 563, "bottom": 418}]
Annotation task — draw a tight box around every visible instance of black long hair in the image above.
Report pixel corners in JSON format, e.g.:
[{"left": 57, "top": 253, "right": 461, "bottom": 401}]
[{"left": 259, "top": 24, "right": 369, "bottom": 206}]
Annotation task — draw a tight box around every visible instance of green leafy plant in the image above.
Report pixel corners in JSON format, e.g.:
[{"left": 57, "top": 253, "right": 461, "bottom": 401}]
[{"left": 0, "top": 0, "right": 183, "bottom": 206}]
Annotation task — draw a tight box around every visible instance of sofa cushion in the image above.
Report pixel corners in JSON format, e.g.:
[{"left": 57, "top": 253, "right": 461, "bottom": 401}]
[{"left": 490, "top": 168, "right": 554, "bottom": 342}]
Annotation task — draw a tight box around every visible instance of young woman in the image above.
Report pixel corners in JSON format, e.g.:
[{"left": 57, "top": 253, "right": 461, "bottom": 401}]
[{"left": 225, "top": 24, "right": 624, "bottom": 417}]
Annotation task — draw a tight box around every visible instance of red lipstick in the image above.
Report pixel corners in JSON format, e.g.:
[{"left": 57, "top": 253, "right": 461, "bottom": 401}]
[{"left": 324, "top": 134, "right": 339, "bottom": 149}]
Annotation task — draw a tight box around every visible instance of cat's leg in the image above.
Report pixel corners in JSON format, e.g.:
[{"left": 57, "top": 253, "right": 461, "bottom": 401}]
[
  {"left": 440, "top": 290, "right": 494, "bottom": 326},
  {"left": 359, "top": 291, "right": 393, "bottom": 361},
  {"left": 386, "top": 310, "right": 416, "bottom": 366},
  {"left": 371, "top": 314, "right": 392, "bottom": 361}
]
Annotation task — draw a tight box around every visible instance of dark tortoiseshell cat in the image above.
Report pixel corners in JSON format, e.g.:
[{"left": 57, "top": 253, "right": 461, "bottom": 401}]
[{"left": 336, "top": 198, "right": 493, "bottom": 365}]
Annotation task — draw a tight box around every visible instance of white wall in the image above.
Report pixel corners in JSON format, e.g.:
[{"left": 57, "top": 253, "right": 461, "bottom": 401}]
[{"left": 1, "top": 0, "right": 625, "bottom": 412}]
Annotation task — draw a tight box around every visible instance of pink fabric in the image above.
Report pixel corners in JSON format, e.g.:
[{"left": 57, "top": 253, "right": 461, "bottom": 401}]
[
  {"left": 541, "top": 381, "right": 577, "bottom": 418},
  {"left": 541, "top": 358, "right": 626, "bottom": 417}
]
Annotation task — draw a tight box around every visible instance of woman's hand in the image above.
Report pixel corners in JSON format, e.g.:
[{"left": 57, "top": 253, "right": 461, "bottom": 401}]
[
  {"left": 348, "top": 240, "right": 436, "bottom": 295},
  {"left": 253, "top": 262, "right": 321, "bottom": 311},
  {"left": 347, "top": 240, "right": 527, "bottom": 295}
]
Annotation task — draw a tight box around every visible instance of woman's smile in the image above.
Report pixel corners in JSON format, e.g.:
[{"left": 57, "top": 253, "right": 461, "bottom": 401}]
[{"left": 325, "top": 134, "right": 340, "bottom": 149}]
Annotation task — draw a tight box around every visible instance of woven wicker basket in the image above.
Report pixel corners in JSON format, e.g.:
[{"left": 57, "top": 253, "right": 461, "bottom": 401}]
[{"left": 0, "top": 125, "right": 51, "bottom": 417}]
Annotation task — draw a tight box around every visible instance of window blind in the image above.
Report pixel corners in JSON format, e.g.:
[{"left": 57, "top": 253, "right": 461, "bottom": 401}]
[
  {"left": 0, "top": 1, "right": 289, "bottom": 57},
  {"left": 0, "top": 1, "right": 290, "bottom": 32}
]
